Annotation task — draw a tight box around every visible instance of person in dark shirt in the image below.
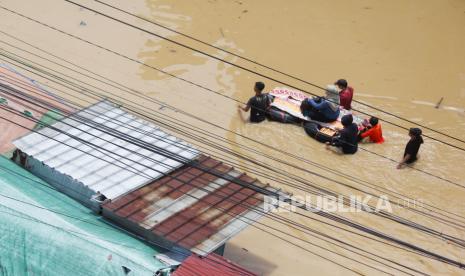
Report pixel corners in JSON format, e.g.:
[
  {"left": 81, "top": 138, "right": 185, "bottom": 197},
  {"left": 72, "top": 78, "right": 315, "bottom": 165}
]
[
  {"left": 335, "top": 79, "right": 354, "bottom": 110},
  {"left": 239, "top": 81, "right": 270, "bottom": 123},
  {"left": 397, "top": 128, "right": 423, "bottom": 169},
  {"left": 326, "top": 114, "right": 358, "bottom": 154}
]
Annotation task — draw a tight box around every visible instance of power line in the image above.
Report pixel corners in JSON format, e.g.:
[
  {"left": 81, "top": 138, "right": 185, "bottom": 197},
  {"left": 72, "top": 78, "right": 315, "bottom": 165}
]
[
  {"left": 1, "top": 40, "right": 464, "bottom": 231},
  {"left": 0, "top": 78, "right": 460, "bottom": 270},
  {"left": 0, "top": 52, "right": 452, "bottom": 274},
  {"left": 4, "top": 63, "right": 465, "bottom": 250},
  {"left": 91, "top": 0, "right": 465, "bottom": 147},
  {"left": 1, "top": 7, "right": 463, "bottom": 191},
  {"left": 0, "top": 17, "right": 460, "bottom": 270},
  {"left": 0, "top": 115, "right": 405, "bottom": 276},
  {"left": 2, "top": 47, "right": 464, "bottom": 256},
  {"left": 59, "top": 0, "right": 465, "bottom": 150}
]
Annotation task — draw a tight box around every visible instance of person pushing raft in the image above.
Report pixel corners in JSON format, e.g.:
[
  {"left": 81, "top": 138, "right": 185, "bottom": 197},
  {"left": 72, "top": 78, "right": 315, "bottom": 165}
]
[
  {"left": 326, "top": 114, "right": 359, "bottom": 154},
  {"left": 358, "top": 117, "right": 384, "bottom": 143},
  {"left": 238, "top": 81, "right": 271, "bottom": 123}
]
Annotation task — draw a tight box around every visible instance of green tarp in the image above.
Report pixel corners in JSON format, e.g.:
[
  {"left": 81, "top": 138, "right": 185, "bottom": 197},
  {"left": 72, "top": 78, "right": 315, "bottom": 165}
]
[
  {"left": 33, "top": 109, "right": 64, "bottom": 130},
  {"left": 0, "top": 156, "right": 169, "bottom": 276}
]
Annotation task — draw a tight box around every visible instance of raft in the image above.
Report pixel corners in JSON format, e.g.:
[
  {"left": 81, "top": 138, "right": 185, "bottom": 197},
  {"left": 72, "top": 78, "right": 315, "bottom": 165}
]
[
  {"left": 268, "top": 87, "right": 363, "bottom": 143},
  {"left": 303, "top": 122, "right": 334, "bottom": 143},
  {"left": 267, "top": 106, "right": 300, "bottom": 124}
]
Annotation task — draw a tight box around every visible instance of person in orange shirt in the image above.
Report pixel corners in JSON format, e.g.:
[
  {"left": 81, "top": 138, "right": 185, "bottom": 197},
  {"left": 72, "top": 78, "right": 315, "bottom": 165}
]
[{"left": 359, "top": 117, "right": 384, "bottom": 143}]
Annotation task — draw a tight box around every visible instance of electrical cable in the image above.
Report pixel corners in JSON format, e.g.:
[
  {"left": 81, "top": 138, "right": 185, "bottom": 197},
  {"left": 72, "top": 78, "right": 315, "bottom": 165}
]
[
  {"left": 0, "top": 117, "right": 405, "bottom": 276},
  {"left": 3, "top": 74, "right": 465, "bottom": 250},
  {"left": 2, "top": 52, "right": 464, "bottom": 258},
  {"left": 0, "top": 28, "right": 462, "bottom": 272},
  {"left": 60, "top": 0, "right": 465, "bottom": 150},
  {"left": 0, "top": 83, "right": 464, "bottom": 270},
  {"left": 91, "top": 0, "right": 465, "bottom": 147},
  {"left": 2, "top": 46, "right": 464, "bottom": 240},
  {"left": 0, "top": 9, "right": 463, "bottom": 191},
  {"left": 2, "top": 41, "right": 464, "bottom": 229}
]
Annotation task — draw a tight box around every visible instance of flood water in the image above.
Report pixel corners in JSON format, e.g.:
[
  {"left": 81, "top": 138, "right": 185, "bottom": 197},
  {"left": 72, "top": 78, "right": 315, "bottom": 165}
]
[{"left": 1, "top": 0, "right": 464, "bottom": 275}]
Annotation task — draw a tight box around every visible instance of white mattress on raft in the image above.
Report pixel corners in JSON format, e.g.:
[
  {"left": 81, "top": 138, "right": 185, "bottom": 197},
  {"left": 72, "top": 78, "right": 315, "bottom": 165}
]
[{"left": 269, "top": 87, "right": 363, "bottom": 129}]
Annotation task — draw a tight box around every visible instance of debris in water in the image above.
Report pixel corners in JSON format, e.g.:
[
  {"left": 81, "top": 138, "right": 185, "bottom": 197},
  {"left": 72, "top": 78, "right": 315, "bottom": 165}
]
[
  {"left": 219, "top": 27, "right": 225, "bottom": 38},
  {"left": 79, "top": 21, "right": 87, "bottom": 27},
  {"left": 435, "top": 97, "right": 444, "bottom": 109}
]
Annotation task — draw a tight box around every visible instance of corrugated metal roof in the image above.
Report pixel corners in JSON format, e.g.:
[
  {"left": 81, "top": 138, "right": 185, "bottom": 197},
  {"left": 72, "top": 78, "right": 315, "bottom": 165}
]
[
  {"left": 172, "top": 253, "right": 257, "bottom": 276},
  {"left": 103, "top": 155, "right": 273, "bottom": 256},
  {"left": 13, "top": 100, "right": 199, "bottom": 200}
]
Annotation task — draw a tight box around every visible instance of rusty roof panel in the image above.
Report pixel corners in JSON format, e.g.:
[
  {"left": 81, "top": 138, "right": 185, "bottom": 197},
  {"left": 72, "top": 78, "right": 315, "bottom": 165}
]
[
  {"left": 102, "top": 154, "right": 269, "bottom": 256},
  {"left": 173, "top": 253, "right": 257, "bottom": 276}
]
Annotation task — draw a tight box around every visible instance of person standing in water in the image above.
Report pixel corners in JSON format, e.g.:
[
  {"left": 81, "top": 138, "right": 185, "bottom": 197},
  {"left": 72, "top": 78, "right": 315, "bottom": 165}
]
[
  {"left": 239, "top": 81, "right": 270, "bottom": 123},
  {"left": 397, "top": 128, "right": 423, "bottom": 169},
  {"left": 335, "top": 79, "right": 354, "bottom": 110}
]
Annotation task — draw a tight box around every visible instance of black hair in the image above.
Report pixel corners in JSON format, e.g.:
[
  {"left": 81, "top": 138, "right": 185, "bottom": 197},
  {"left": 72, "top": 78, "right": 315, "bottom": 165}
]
[
  {"left": 369, "top": 117, "right": 379, "bottom": 126},
  {"left": 335, "top": 79, "right": 348, "bottom": 88},
  {"left": 341, "top": 114, "right": 353, "bottom": 126},
  {"left": 409, "top": 127, "right": 424, "bottom": 143},
  {"left": 255, "top": 81, "right": 265, "bottom": 92}
]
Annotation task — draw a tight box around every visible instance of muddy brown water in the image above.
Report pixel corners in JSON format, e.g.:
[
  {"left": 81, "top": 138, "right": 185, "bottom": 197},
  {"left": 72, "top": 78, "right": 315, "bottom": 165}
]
[{"left": 1, "top": 0, "right": 464, "bottom": 275}]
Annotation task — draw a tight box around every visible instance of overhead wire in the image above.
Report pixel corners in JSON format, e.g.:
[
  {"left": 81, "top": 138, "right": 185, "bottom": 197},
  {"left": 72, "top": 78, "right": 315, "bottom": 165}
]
[
  {"left": 0, "top": 6, "right": 460, "bottom": 274},
  {"left": 5, "top": 69, "right": 464, "bottom": 264},
  {"left": 0, "top": 8, "right": 463, "bottom": 193},
  {"left": 0, "top": 34, "right": 464, "bottom": 226},
  {"left": 0, "top": 39, "right": 464, "bottom": 237},
  {"left": 0, "top": 80, "right": 464, "bottom": 272},
  {"left": 0, "top": 79, "right": 446, "bottom": 268},
  {"left": 91, "top": 0, "right": 465, "bottom": 147},
  {"left": 0, "top": 42, "right": 460, "bottom": 243},
  {"left": 60, "top": 0, "right": 465, "bottom": 150},
  {"left": 4, "top": 47, "right": 465, "bottom": 256},
  {"left": 3, "top": 57, "right": 465, "bottom": 251},
  {"left": 0, "top": 109, "right": 403, "bottom": 276},
  {"left": 0, "top": 77, "right": 420, "bottom": 274},
  {"left": 0, "top": 13, "right": 462, "bottom": 272}
]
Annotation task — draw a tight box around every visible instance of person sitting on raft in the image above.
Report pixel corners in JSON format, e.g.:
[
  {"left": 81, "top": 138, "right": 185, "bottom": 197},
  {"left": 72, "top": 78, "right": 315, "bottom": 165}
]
[
  {"left": 397, "top": 127, "right": 423, "bottom": 169},
  {"left": 238, "top": 81, "right": 271, "bottom": 123},
  {"left": 300, "top": 85, "right": 340, "bottom": 123},
  {"left": 358, "top": 116, "right": 384, "bottom": 143},
  {"left": 326, "top": 114, "right": 358, "bottom": 154}
]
